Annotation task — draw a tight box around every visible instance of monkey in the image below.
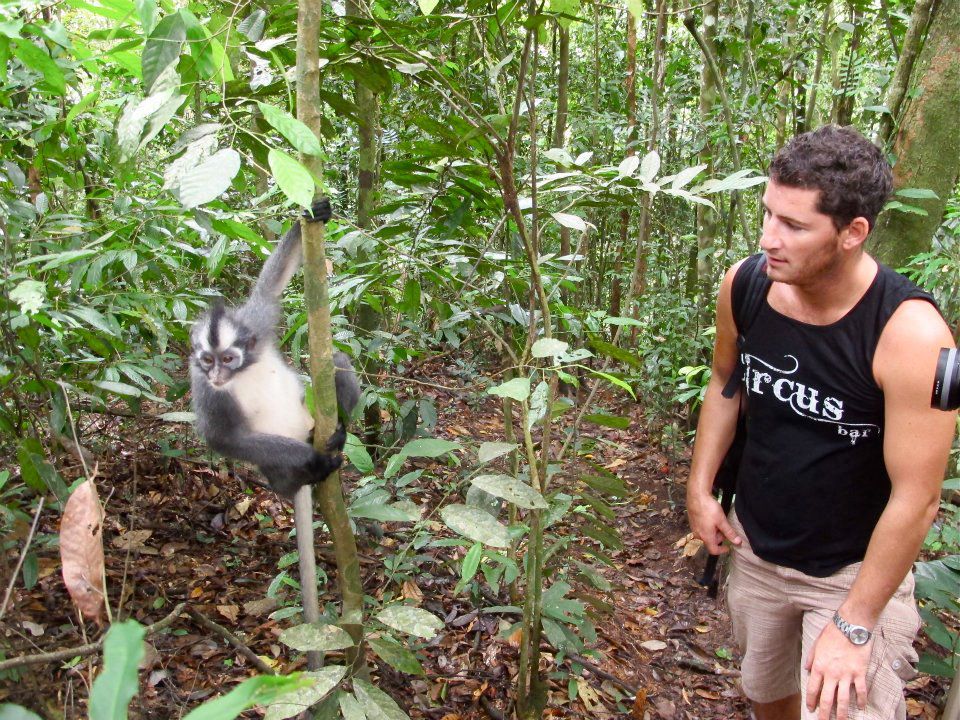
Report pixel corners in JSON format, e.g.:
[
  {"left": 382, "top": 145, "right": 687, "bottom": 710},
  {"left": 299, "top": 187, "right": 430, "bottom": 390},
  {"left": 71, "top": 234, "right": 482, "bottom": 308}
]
[{"left": 189, "top": 199, "right": 361, "bottom": 497}]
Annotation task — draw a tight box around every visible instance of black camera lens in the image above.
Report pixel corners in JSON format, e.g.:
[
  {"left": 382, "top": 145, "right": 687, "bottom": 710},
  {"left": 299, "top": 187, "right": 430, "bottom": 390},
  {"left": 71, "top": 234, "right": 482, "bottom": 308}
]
[{"left": 931, "top": 347, "right": 960, "bottom": 411}]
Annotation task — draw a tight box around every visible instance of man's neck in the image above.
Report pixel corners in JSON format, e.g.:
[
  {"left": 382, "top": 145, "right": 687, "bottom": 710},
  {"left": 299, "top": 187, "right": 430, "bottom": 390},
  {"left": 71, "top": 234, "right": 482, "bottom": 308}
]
[{"left": 771, "top": 253, "right": 878, "bottom": 326}]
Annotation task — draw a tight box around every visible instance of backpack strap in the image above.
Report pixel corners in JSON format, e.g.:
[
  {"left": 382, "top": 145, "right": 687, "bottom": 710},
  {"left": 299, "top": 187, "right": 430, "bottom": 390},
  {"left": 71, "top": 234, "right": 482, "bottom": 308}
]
[{"left": 721, "top": 254, "right": 770, "bottom": 399}]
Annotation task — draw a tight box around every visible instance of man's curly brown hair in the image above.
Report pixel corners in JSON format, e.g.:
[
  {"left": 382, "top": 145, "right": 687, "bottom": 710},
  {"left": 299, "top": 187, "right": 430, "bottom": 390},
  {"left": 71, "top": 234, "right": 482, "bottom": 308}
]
[{"left": 769, "top": 125, "right": 892, "bottom": 231}]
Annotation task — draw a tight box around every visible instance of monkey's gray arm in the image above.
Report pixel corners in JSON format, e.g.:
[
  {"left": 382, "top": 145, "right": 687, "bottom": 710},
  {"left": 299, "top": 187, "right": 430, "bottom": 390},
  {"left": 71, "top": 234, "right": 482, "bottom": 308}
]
[{"left": 334, "top": 351, "right": 361, "bottom": 421}]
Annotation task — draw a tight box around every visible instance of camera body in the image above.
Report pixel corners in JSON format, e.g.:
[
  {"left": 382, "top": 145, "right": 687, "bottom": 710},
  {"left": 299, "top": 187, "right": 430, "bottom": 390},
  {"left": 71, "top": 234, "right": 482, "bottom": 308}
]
[{"left": 931, "top": 348, "right": 960, "bottom": 411}]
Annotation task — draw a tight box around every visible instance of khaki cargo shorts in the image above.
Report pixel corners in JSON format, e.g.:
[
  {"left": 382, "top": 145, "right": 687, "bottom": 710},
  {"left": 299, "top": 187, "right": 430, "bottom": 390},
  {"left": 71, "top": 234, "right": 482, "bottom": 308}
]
[{"left": 726, "top": 511, "right": 920, "bottom": 719}]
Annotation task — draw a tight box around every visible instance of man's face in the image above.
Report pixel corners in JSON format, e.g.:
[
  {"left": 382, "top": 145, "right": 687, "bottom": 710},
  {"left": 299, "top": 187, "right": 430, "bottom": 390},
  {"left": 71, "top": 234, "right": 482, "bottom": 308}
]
[{"left": 760, "top": 180, "right": 846, "bottom": 286}]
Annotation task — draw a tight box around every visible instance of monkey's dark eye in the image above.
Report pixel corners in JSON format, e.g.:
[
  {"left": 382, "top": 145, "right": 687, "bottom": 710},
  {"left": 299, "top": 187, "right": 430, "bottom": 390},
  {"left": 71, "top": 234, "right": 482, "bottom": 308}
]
[{"left": 199, "top": 353, "right": 214, "bottom": 367}]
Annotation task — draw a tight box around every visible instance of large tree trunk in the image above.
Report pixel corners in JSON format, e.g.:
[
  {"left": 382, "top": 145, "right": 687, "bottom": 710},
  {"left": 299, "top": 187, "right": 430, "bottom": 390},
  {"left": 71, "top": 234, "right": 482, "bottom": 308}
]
[{"left": 869, "top": 0, "right": 960, "bottom": 268}]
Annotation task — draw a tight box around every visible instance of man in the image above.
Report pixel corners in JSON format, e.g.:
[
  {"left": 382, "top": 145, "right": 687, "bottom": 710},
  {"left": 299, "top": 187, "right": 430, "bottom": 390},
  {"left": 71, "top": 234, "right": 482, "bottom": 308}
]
[{"left": 686, "top": 125, "right": 957, "bottom": 720}]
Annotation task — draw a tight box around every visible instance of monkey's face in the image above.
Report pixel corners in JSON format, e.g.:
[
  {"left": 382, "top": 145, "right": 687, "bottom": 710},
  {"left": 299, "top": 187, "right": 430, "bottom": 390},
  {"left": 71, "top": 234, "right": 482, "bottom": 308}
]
[{"left": 190, "top": 304, "right": 256, "bottom": 389}]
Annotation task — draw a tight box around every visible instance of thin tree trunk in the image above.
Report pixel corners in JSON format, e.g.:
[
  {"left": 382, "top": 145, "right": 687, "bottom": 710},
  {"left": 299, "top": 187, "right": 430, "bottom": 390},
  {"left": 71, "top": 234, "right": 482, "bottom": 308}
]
[
  {"left": 833, "top": 3, "right": 863, "bottom": 125},
  {"left": 804, "top": 2, "right": 832, "bottom": 132},
  {"left": 775, "top": 13, "right": 798, "bottom": 146},
  {"left": 297, "top": 0, "right": 368, "bottom": 679},
  {"left": 694, "top": 0, "right": 720, "bottom": 305},
  {"left": 876, "top": 0, "right": 936, "bottom": 146},
  {"left": 553, "top": 25, "right": 572, "bottom": 296}
]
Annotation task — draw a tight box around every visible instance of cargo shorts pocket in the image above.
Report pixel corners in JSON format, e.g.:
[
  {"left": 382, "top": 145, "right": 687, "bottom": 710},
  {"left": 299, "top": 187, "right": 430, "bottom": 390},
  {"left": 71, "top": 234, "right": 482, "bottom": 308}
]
[{"left": 862, "top": 628, "right": 918, "bottom": 718}]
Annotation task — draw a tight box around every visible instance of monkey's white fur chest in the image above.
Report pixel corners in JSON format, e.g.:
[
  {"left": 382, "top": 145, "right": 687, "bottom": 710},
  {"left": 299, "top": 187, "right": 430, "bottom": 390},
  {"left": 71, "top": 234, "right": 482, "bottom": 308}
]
[{"left": 230, "top": 348, "right": 314, "bottom": 441}]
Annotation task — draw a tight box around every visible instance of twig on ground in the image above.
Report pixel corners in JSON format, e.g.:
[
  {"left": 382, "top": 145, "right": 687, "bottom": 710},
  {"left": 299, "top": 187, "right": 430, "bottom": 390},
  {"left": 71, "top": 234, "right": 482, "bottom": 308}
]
[
  {"left": 568, "top": 652, "right": 640, "bottom": 695},
  {"left": 0, "top": 601, "right": 186, "bottom": 672},
  {"left": 186, "top": 608, "right": 276, "bottom": 675}
]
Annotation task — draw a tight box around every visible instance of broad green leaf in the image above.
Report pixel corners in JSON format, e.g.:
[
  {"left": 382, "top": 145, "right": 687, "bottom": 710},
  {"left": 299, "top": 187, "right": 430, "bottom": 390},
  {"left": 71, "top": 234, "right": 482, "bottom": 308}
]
[
  {"left": 440, "top": 504, "right": 510, "bottom": 548},
  {"left": 543, "top": 147, "right": 574, "bottom": 165},
  {"left": 895, "top": 187, "right": 939, "bottom": 200},
  {"left": 551, "top": 215, "right": 587, "bottom": 234},
  {"left": 531, "top": 338, "right": 569, "bottom": 358},
  {"left": 626, "top": 0, "right": 643, "bottom": 18},
  {"left": 602, "top": 316, "right": 643, "bottom": 327},
  {"left": 478, "top": 442, "right": 516, "bottom": 463},
  {"left": 185, "top": 675, "right": 311, "bottom": 720},
  {"left": 135, "top": 0, "right": 158, "bottom": 33},
  {"left": 12, "top": 39, "right": 65, "bottom": 94},
  {"left": 399, "top": 438, "right": 462, "bottom": 458},
  {"left": 582, "top": 413, "right": 630, "bottom": 430},
  {"left": 884, "top": 200, "right": 928, "bottom": 216},
  {"left": 696, "top": 170, "right": 767, "bottom": 193},
  {"left": 268, "top": 149, "right": 315, "bottom": 209},
  {"left": 89, "top": 620, "right": 146, "bottom": 720},
  {"left": 339, "top": 693, "right": 367, "bottom": 720},
  {"left": 349, "top": 501, "right": 420, "bottom": 522},
  {"left": 344, "top": 435, "right": 375, "bottom": 474},
  {"left": 418, "top": 0, "right": 440, "bottom": 14},
  {"left": 0, "top": 705, "right": 44, "bottom": 720},
  {"left": 472, "top": 474, "right": 548, "bottom": 510},
  {"left": 376, "top": 605, "right": 443, "bottom": 639},
  {"left": 527, "top": 380, "right": 549, "bottom": 429},
  {"left": 396, "top": 62, "right": 428, "bottom": 75},
  {"left": 638, "top": 150, "right": 660, "bottom": 182},
  {"left": 368, "top": 637, "right": 425, "bottom": 676},
  {"left": 257, "top": 103, "right": 323, "bottom": 156},
  {"left": 617, "top": 155, "right": 639, "bottom": 178},
  {"left": 262, "top": 668, "right": 346, "bottom": 720},
  {"left": 238, "top": 10, "right": 266, "bottom": 41},
  {"left": 279, "top": 623, "right": 354, "bottom": 652},
  {"left": 670, "top": 163, "right": 707, "bottom": 190},
  {"left": 9, "top": 280, "right": 45, "bottom": 314},
  {"left": 178, "top": 148, "right": 241, "bottom": 208},
  {"left": 487, "top": 377, "right": 530, "bottom": 402},
  {"left": 66, "top": 90, "right": 101, "bottom": 126},
  {"left": 93, "top": 381, "right": 142, "bottom": 398},
  {"left": 352, "top": 680, "right": 410, "bottom": 720},
  {"left": 141, "top": 12, "right": 185, "bottom": 92},
  {"left": 582, "top": 473, "right": 628, "bottom": 496}
]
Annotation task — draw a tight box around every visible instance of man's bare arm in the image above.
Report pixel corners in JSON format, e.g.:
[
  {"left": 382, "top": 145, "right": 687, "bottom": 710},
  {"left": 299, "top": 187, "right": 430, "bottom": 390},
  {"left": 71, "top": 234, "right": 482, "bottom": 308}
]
[{"left": 687, "top": 260, "right": 747, "bottom": 554}]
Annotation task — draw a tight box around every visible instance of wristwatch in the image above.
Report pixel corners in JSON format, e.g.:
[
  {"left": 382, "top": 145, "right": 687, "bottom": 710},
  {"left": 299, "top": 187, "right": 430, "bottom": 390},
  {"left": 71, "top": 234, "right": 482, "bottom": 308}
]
[{"left": 833, "top": 611, "right": 872, "bottom": 645}]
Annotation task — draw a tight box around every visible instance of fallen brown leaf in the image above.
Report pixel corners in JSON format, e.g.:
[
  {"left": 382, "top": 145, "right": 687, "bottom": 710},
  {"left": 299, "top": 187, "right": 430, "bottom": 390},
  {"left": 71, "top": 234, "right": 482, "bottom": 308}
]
[{"left": 60, "top": 480, "right": 105, "bottom": 622}]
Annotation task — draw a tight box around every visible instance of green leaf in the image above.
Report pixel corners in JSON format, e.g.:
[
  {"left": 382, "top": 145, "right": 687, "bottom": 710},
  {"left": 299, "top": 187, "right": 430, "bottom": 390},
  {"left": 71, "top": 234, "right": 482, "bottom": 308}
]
[
  {"left": 0, "top": 705, "right": 44, "bottom": 720},
  {"left": 457, "top": 541, "right": 483, "bottom": 590},
  {"left": 368, "top": 637, "right": 426, "bottom": 676},
  {"left": 279, "top": 623, "right": 355, "bottom": 652},
  {"left": 582, "top": 413, "right": 630, "bottom": 429},
  {"left": 589, "top": 337, "right": 642, "bottom": 367},
  {"left": 185, "top": 675, "right": 312, "bottom": 720},
  {"left": 418, "top": 0, "right": 440, "bottom": 14},
  {"left": 551, "top": 212, "right": 587, "bottom": 232},
  {"left": 257, "top": 103, "right": 323, "bottom": 156},
  {"left": 352, "top": 680, "right": 410, "bottom": 720},
  {"left": 472, "top": 474, "right": 548, "bottom": 510},
  {"left": 884, "top": 200, "right": 928, "bottom": 216},
  {"left": 638, "top": 150, "right": 660, "bottom": 182},
  {"left": 440, "top": 505, "right": 511, "bottom": 548},
  {"left": 93, "top": 381, "right": 142, "bottom": 398},
  {"left": 531, "top": 338, "right": 570, "bottom": 358},
  {"left": 349, "top": 501, "right": 420, "bottom": 522},
  {"left": 339, "top": 693, "right": 367, "bottom": 720},
  {"left": 141, "top": 12, "right": 185, "bottom": 92},
  {"left": 487, "top": 377, "right": 530, "bottom": 402},
  {"left": 593, "top": 370, "right": 636, "bottom": 398},
  {"left": 617, "top": 155, "right": 639, "bottom": 178},
  {"left": 478, "top": 442, "right": 516, "bottom": 463},
  {"left": 89, "top": 620, "right": 146, "bottom": 720},
  {"left": 12, "top": 39, "right": 65, "bottom": 94},
  {"left": 177, "top": 148, "right": 241, "bottom": 208},
  {"left": 66, "top": 90, "right": 101, "bottom": 126},
  {"left": 344, "top": 435, "right": 375, "bottom": 474},
  {"left": 9, "top": 280, "right": 45, "bottom": 314},
  {"left": 262, "top": 668, "right": 346, "bottom": 720},
  {"left": 135, "top": 0, "right": 158, "bottom": 34},
  {"left": 268, "top": 149, "right": 316, "bottom": 209},
  {"left": 398, "top": 438, "right": 462, "bottom": 458},
  {"left": 582, "top": 473, "right": 628, "bottom": 497},
  {"left": 895, "top": 187, "right": 939, "bottom": 200},
  {"left": 376, "top": 605, "right": 443, "bottom": 639}
]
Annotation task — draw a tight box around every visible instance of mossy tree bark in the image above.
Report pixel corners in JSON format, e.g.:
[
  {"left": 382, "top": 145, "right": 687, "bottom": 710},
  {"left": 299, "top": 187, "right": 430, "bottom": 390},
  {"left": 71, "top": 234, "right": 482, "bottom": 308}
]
[{"left": 869, "top": 0, "right": 960, "bottom": 269}]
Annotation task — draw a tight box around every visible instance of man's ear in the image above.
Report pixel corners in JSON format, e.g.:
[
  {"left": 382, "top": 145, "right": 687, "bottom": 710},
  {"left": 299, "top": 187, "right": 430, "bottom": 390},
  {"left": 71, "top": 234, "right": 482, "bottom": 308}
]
[{"left": 841, "top": 216, "right": 870, "bottom": 250}]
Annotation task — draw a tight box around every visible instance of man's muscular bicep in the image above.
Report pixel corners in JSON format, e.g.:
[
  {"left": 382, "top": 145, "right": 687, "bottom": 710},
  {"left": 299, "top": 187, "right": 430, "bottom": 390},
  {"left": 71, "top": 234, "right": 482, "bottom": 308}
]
[{"left": 875, "top": 299, "right": 958, "bottom": 498}]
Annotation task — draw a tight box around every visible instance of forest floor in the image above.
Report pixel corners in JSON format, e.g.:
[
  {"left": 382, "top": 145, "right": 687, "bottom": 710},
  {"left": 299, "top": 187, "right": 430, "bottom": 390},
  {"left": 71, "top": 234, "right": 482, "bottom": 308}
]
[{"left": 0, "top": 359, "right": 951, "bottom": 719}]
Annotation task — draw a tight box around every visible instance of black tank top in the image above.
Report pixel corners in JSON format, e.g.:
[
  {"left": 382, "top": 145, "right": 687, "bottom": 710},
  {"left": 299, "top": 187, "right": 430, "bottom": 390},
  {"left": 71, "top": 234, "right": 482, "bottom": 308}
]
[{"left": 732, "top": 254, "right": 936, "bottom": 577}]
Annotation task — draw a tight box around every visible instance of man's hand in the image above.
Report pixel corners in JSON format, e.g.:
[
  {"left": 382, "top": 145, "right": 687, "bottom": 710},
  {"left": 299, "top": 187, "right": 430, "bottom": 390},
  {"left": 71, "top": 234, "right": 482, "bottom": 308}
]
[
  {"left": 804, "top": 622, "right": 872, "bottom": 720},
  {"left": 686, "top": 492, "right": 741, "bottom": 555}
]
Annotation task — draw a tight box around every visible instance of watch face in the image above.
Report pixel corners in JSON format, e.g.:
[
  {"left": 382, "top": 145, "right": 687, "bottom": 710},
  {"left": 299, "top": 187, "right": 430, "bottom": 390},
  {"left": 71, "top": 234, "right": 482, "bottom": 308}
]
[{"left": 850, "top": 627, "right": 871, "bottom": 645}]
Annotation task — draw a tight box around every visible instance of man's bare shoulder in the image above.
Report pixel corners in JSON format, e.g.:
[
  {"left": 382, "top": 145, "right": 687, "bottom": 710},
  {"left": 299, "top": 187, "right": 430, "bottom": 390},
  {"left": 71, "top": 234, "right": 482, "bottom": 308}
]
[{"left": 875, "top": 298, "right": 955, "bottom": 392}]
